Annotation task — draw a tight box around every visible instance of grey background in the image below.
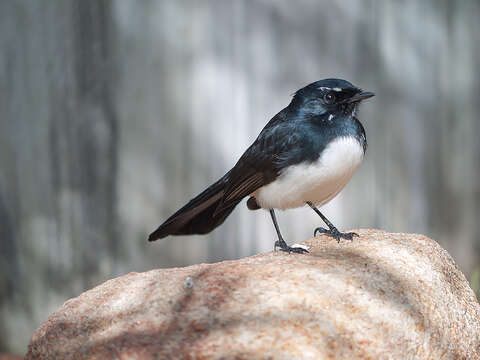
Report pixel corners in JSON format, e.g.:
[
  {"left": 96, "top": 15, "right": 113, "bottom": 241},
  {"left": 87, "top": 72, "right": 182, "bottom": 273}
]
[{"left": 1, "top": 0, "right": 480, "bottom": 355}]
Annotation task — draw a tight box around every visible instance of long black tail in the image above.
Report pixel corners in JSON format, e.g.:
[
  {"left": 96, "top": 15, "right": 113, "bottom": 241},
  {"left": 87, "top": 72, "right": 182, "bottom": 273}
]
[{"left": 148, "top": 173, "right": 240, "bottom": 241}]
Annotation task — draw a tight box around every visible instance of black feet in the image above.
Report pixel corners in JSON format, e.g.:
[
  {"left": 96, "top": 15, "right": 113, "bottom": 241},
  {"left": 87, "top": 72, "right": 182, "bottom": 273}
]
[
  {"left": 274, "top": 239, "right": 309, "bottom": 254},
  {"left": 269, "top": 209, "right": 308, "bottom": 254},
  {"left": 306, "top": 202, "right": 358, "bottom": 243},
  {"left": 314, "top": 227, "right": 358, "bottom": 243}
]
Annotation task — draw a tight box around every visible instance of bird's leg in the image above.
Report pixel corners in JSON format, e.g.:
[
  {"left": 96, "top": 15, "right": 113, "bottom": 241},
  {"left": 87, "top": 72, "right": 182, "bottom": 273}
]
[
  {"left": 306, "top": 202, "right": 358, "bottom": 243},
  {"left": 269, "top": 209, "right": 308, "bottom": 254}
]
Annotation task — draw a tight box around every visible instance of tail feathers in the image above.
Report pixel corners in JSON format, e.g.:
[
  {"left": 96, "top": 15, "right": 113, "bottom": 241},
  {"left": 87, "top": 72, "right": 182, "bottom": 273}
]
[{"left": 148, "top": 174, "right": 240, "bottom": 241}]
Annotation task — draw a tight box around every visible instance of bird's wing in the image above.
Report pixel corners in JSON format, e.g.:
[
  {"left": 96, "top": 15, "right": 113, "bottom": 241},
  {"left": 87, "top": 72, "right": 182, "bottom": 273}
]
[
  {"left": 223, "top": 171, "right": 265, "bottom": 203},
  {"left": 213, "top": 148, "right": 269, "bottom": 214},
  {"left": 215, "top": 116, "right": 309, "bottom": 213}
]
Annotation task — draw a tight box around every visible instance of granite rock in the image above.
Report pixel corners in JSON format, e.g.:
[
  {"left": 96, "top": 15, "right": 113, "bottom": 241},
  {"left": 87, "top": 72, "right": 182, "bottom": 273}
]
[{"left": 26, "top": 229, "right": 480, "bottom": 359}]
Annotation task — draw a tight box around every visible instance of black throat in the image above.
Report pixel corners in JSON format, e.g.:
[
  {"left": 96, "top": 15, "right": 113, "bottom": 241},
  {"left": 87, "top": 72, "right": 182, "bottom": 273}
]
[{"left": 288, "top": 104, "right": 367, "bottom": 165}]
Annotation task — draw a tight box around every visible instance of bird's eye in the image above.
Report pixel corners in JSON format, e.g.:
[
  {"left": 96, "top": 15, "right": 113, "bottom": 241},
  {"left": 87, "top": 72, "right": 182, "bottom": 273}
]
[{"left": 323, "top": 92, "right": 336, "bottom": 104}]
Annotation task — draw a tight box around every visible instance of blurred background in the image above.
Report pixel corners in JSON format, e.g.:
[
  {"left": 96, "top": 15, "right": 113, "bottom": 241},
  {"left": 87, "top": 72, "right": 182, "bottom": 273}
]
[{"left": 1, "top": 0, "right": 480, "bottom": 355}]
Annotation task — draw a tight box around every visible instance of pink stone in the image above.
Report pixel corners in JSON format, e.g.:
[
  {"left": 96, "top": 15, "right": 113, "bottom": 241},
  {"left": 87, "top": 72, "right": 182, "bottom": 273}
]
[{"left": 26, "top": 230, "right": 480, "bottom": 359}]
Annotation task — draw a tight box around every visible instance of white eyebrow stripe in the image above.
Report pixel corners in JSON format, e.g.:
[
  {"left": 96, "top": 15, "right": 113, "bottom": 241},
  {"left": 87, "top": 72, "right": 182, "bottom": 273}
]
[{"left": 318, "top": 86, "right": 343, "bottom": 92}]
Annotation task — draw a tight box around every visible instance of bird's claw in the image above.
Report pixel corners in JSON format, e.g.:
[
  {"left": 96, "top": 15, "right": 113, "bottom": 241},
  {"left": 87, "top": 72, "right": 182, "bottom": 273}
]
[
  {"left": 314, "top": 227, "right": 358, "bottom": 243},
  {"left": 274, "top": 240, "right": 309, "bottom": 254}
]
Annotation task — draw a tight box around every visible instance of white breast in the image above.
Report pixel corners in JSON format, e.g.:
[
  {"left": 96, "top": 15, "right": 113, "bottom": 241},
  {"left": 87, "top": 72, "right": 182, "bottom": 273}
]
[{"left": 254, "top": 136, "right": 364, "bottom": 210}]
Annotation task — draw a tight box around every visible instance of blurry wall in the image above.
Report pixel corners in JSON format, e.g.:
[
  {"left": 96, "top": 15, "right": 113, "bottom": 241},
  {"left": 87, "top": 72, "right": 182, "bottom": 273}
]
[{"left": 1, "top": 0, "right": 480, "bottom": 354}]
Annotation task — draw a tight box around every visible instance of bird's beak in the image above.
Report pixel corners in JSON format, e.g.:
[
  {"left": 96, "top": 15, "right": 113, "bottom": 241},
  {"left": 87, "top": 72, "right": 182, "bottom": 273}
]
[{"left": 344, "top": 91, "right": 375, "bottom": 103}]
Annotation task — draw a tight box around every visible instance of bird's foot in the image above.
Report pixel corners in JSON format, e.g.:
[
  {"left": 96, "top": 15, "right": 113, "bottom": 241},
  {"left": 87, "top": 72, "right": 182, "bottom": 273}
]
[
  {"left": 314, "top": 227, "right": 358, "bottom": 243},
  {"left": 274, "top": 239, "right": 309, "bottom": 254}
]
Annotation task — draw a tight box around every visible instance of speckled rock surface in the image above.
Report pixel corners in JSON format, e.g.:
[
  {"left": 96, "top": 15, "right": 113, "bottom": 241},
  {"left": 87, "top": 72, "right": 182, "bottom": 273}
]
[{"left": 26, "top": 229, "right": 480, "bottom": 359}]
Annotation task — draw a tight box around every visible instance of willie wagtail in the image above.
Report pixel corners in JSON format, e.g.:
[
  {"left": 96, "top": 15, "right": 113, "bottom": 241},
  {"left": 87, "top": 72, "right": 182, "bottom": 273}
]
[{"left": 149, "top": 78, "right": 374, "bottom": 253}]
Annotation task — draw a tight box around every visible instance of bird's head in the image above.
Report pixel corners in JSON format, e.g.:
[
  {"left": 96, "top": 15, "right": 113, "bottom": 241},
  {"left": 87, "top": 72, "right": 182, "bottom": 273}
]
[{"left": 290, "top": 78, "right": 374, "bottom": 119}]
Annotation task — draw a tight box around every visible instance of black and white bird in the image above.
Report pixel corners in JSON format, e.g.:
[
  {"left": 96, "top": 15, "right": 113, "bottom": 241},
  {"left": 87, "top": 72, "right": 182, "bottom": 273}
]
[{"left": 149, "top": 78, "right": 374, "bottom": 253}]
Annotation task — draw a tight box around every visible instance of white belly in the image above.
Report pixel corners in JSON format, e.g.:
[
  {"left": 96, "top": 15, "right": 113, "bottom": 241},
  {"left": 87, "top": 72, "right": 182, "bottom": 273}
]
[{"left": 254, "top": 136, "right": 364, "bottom": 210}]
